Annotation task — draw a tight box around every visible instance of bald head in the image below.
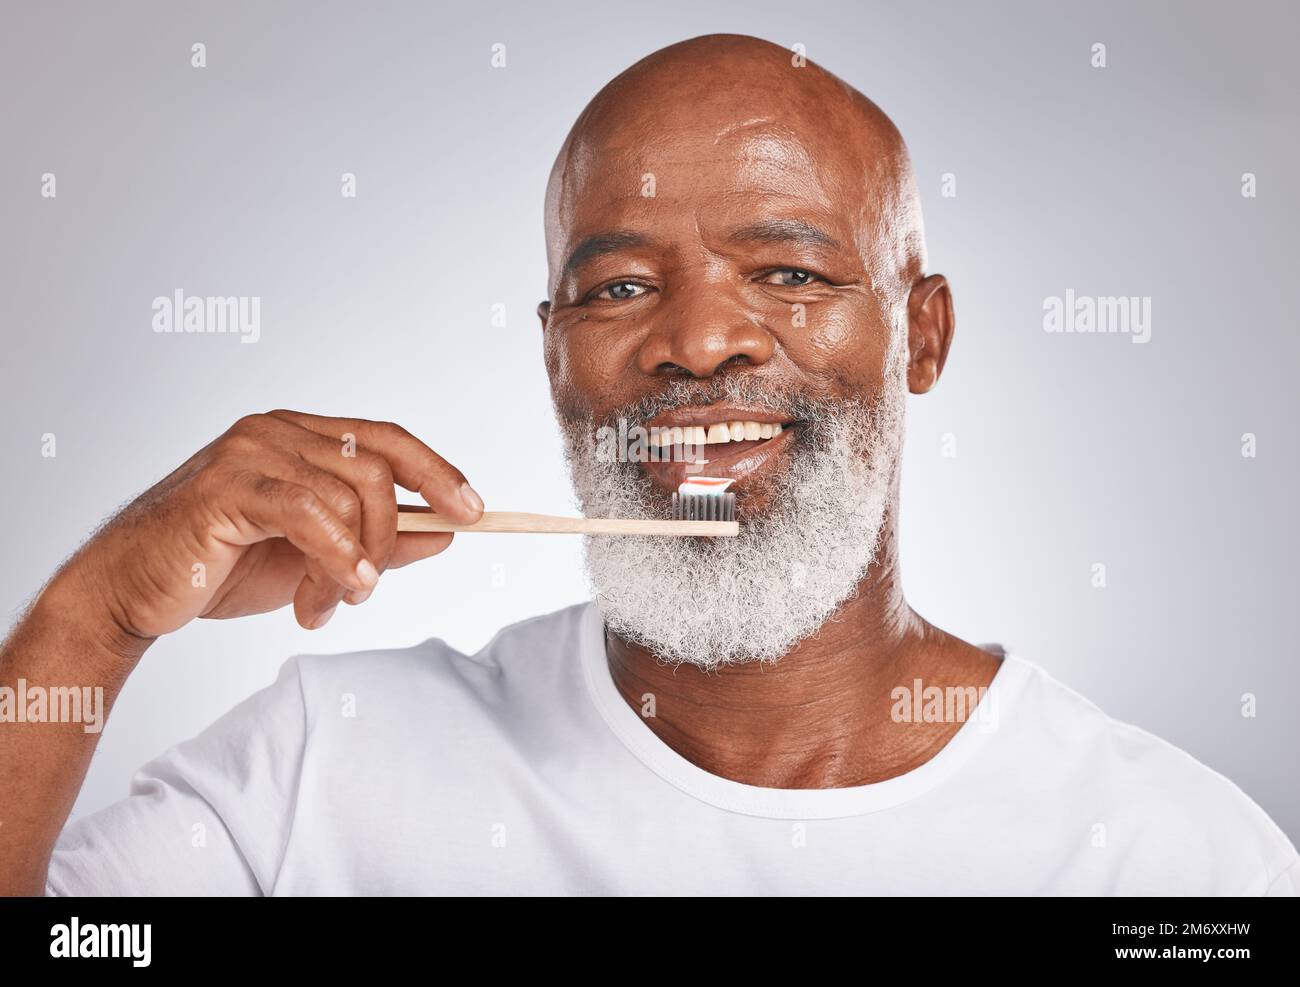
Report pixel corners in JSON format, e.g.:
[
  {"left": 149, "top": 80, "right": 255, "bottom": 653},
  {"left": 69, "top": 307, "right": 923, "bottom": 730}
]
[{"left": 544, "top": 34, "right": 928, "bottom": 298}]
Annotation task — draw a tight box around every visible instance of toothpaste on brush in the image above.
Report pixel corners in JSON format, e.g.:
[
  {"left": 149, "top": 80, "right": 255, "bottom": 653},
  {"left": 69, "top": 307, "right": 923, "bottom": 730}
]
[{"left": 677, "top": 477, "right": 735, "bottom": 497}]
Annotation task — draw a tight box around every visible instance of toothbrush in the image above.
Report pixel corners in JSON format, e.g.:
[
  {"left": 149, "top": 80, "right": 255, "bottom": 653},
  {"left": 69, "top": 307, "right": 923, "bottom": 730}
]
[{"left": 395, "top": 478, "right": 738, "bottom": 536}]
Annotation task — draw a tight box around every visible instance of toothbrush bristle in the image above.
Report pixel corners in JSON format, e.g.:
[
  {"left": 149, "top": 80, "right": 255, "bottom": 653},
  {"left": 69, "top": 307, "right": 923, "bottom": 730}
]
[{"left": 671, "top": 492, "right": 736, "bottom": 522}]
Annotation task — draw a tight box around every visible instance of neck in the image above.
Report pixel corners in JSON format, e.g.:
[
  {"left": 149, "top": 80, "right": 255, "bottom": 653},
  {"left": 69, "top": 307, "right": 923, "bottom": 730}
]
[{"left": 603, "top": 512, "right": 1001, "bottom": 788}]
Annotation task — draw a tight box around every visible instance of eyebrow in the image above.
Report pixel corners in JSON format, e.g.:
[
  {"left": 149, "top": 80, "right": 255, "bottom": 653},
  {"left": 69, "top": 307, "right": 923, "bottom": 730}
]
[
  {"left": 726, "top": 218, "right": 842, "bottom": 251},
  {"left": 559, "top": 219, "right": 842, "bottom": 284},
  {"left": 561, "top": 229, "right": 650, "bottom": 282}
]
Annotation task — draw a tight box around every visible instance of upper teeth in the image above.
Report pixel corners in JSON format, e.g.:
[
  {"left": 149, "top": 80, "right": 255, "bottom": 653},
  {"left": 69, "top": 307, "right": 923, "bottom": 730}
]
[{"left": 648, "top": 420, "right": 783, "bottom": 446}]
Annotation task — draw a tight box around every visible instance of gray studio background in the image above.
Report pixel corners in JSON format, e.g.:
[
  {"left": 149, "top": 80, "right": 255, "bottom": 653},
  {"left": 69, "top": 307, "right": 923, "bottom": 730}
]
[{"left": 3, "top": 0, "right": 1297, "bottom": 844}]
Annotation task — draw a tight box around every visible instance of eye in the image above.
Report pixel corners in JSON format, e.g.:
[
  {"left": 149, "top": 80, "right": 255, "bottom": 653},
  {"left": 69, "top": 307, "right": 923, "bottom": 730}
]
[
  {"left": 759, "top": 268, "right": 821, "bottom": 286},
  {"left": 596, "top": 281, "right": 649, "bottom": 301}
]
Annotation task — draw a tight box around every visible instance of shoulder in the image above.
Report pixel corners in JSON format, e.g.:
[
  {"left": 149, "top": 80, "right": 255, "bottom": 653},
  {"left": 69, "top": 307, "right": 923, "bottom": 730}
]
[
  {"left": 1001, "top": 654, "right": 1298, "bottom": 894},
  {"left": 287, "top": 600, "right": 594, "bottom": 720}
]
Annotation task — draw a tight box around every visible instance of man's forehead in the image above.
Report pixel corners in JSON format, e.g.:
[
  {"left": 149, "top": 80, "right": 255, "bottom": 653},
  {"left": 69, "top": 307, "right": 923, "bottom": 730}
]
[
  {"left": 547, "top": 119, "right": 863, "bottom": 270},
  {"left": 565, "top": 118, "right": 837, "bottom": 200}
]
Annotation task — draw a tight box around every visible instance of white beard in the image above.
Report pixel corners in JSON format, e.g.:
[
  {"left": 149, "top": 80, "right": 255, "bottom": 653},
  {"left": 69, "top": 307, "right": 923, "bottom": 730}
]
[{"left": 555, "top": 334, "right": 908, "bottom": 671}]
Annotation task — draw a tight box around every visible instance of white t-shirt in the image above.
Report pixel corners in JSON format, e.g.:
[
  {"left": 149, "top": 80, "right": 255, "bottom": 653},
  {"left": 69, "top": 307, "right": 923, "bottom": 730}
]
[{"left": 46, "top": 602, "right": 1298, "bottom": 895}]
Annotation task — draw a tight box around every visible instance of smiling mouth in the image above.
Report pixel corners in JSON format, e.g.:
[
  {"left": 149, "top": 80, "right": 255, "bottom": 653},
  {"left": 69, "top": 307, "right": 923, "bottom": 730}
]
[
  {"left": 647, "top": 419, "right": 790, "bottom": 461},
  {"left": 630, "top": 412, "right": 803, "bottom": 493}
]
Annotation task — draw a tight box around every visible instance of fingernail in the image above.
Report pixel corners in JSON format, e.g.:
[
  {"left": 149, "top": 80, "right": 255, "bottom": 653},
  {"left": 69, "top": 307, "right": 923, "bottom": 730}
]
[
  {"left": 459, "top": 482, "right": 484, "bottom": 515},
  {"left": 313, "top": 604, "right": 338, "bottom": 629},
  {"left": 355, "top": 558, "right": 379, "bottom": 589}
]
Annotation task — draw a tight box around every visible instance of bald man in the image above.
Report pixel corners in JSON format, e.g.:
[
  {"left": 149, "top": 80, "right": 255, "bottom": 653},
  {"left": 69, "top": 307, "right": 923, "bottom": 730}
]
[{"left": 2, "top": 35, "right": 1295, "bottom": 896}]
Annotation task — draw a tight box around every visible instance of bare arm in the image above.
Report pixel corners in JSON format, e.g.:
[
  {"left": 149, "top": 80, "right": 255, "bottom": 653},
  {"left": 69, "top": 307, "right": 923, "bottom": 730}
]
[
  {"left": 0, "top": 411, "right": 482, "bottom": 895},
  {"left": 0, "top": 567, "right": 151, "bottom": 894}
]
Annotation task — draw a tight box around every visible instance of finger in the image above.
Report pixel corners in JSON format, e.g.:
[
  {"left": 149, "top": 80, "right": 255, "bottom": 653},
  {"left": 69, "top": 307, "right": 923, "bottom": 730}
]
[
  {"left": 275, "top": 429, "right": 399, "bottom": 592},
  {"left": 253, "top": 452, "right": 373, "bottom": 615},
  {"left": 293, "top": 558, "right": 342, "bottom": 629},
  {"left": 265, "top": 411, "right": 484, "bottom": 524},
  {"left": 257, "top": 445, "right": 391, "bottom": 607},
  {"left": 387, "top": 532, "right": 455, "bottom": 569},
  {"left": 226, "top": 472, "right": 377, "bottom": 609}
]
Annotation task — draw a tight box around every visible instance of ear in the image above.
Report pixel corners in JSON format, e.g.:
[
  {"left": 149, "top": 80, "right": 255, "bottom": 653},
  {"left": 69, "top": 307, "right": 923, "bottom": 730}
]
[
  {"left": 906, "top": 274, "right": 954, "bottom": 395},
  {"left": 536, "top": 300, "right": 551, "bottom": 330}
]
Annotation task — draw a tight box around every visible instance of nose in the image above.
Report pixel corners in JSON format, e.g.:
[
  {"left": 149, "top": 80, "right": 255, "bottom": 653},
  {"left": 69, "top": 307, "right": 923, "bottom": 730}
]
[{"left": 635, "top": 279, "right": 776, "bottom": 378}]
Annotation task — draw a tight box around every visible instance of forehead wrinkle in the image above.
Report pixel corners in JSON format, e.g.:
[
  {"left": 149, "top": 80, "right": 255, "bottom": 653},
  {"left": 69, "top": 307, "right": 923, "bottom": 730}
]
[
  {"left": 730, "top": 130, "right": 829, "bottom": 200},
  {"left": 711, "top": 114, "right": 779, "bottom": 143}
]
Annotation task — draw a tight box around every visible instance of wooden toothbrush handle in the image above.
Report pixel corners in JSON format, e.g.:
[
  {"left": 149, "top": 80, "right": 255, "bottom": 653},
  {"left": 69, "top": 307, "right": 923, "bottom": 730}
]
[{"left": 396, "top": 506, "right": 737, "bottom": 537}]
